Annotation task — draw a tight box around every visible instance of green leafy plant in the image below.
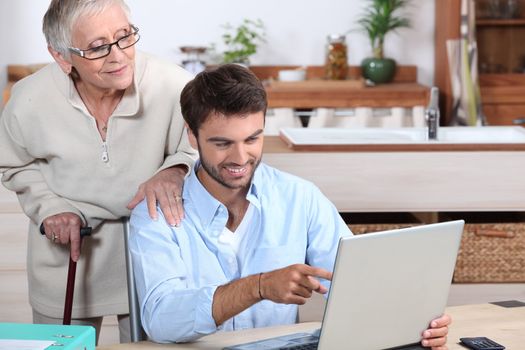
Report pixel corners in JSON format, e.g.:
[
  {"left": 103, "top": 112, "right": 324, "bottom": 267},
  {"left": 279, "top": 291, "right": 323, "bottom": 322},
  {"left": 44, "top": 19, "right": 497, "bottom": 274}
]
[
  {"left": 221, "top": 19, "right": 266, "bottom": 64},
  {"left": 357, "top": 0, "right": 411, "bottom": 59}
]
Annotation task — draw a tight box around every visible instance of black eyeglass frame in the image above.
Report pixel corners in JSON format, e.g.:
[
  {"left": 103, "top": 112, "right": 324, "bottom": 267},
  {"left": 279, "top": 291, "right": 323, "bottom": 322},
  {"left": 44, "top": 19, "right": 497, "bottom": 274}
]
[{"left": 68, "top": 25, "right": 140, "bottom": 60}]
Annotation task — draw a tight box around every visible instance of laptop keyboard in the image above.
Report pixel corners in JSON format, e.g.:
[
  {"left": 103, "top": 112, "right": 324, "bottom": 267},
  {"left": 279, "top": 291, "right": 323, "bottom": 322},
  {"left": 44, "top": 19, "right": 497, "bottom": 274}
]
[
  {"left": 276, "top": 341, "right": 318, "bottom": 350},
  {"left": 223, "top": 332, "right": 428, "bottom": 350},
  {"left": 223, "top": 332, "right": 319, "bottom": 350}
]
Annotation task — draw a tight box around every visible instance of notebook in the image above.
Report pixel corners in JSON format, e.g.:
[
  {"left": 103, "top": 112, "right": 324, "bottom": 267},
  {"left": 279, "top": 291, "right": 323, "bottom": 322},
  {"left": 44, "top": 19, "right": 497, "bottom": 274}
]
[
  {"left": 0, "top": 323, "right": 95, "bottom": 350},
  {"left": 224, "top": 220, "right": 464, "bottom": 350}
]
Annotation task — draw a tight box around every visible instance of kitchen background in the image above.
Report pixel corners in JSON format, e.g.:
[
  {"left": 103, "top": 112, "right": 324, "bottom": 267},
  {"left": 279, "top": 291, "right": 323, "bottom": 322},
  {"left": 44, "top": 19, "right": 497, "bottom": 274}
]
[
  {"left": 2, "top": 2, "right": 525, "bottom": 345},
  {"left": 0, "top": 0, "right": 435, "bottom": 96}
]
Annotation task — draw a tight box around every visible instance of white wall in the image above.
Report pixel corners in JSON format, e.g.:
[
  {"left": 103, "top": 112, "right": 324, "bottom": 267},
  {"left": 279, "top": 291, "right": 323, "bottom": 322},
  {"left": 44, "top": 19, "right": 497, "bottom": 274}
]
[{"left": 0, "top": 0, "right": 435, "bottom": 98}]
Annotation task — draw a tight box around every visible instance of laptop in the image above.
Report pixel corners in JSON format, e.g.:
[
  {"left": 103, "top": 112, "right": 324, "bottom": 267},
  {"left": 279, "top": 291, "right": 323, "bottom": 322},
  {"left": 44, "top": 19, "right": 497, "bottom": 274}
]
[{"left": 224, "top": 220, "right": 464, "bottom": 350}]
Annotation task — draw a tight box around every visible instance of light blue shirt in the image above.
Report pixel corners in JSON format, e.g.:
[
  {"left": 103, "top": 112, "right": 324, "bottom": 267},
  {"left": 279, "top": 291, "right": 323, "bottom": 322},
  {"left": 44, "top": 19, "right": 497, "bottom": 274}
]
[{"left": 130, "top": 162, "right": 352, "bottom": 343}]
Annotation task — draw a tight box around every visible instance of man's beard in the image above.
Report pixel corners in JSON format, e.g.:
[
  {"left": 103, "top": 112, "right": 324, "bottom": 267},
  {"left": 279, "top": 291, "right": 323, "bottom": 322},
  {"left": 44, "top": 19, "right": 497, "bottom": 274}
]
[{"left": 198, "top": 144, "right": 261, "bottom": 190}]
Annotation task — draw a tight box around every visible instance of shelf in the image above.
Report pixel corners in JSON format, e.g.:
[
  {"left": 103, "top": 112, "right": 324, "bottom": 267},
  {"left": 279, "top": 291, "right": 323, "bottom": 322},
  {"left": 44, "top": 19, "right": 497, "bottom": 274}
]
[
  {"left": 476, "top": 18, "right": 525, "bottom": 26},
  {"left": 249, "top": 65, "right": 428, "bottom": 109},
  {"left": 264, "top": 82, "right": 429, "bottom": 109}
]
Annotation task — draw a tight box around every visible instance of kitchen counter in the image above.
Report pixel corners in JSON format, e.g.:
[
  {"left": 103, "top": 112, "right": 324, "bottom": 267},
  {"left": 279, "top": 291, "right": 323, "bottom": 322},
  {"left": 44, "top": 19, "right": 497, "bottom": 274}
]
[{"left": 263, "top": 136, "right": 525, "bottom": 212}]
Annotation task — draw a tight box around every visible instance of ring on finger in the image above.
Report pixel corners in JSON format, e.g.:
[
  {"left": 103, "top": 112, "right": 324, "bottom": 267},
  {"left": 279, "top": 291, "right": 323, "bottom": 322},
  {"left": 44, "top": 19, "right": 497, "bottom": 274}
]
[
  {"left": 51, "top": 232, "right": 57, "bottom": 242},
  {"left": 175, "top": 195, "right": 182, "bottom": 202}
]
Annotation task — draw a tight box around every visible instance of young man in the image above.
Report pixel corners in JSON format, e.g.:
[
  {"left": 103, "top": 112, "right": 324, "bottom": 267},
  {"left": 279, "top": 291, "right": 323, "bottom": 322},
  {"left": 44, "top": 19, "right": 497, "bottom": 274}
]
[{"left": 130, "top": 64, "right": 451, "bottom": 348}]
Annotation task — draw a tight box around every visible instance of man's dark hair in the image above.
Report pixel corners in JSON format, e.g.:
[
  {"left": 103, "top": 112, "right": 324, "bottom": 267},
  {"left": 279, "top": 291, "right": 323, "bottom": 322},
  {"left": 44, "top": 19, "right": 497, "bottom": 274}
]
[{"left": 180, "top": 64, "right": 267, "bottom": 136}]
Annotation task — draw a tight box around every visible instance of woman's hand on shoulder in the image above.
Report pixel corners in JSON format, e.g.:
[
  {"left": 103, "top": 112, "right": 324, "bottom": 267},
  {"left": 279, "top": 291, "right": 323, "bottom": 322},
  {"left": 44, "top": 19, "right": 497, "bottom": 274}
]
[
  {"left": 127, "top": 165, "right": 187, "bottom": 227},
  {"left": 43, "top": 212, "right": 83, "bottom": 261}
]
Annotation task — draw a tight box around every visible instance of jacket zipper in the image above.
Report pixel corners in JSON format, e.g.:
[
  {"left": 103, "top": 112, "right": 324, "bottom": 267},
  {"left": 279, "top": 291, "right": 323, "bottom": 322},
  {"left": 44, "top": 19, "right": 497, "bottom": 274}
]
[{"left": 101, "top": 142, "right": 109, "bottom": 163}]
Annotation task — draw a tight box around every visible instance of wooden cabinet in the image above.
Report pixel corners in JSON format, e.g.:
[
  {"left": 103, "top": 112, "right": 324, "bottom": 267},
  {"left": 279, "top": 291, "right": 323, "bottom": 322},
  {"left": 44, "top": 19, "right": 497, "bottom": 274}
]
[{"left": 435, "top": 0, "right": 525, "bottom": 125}]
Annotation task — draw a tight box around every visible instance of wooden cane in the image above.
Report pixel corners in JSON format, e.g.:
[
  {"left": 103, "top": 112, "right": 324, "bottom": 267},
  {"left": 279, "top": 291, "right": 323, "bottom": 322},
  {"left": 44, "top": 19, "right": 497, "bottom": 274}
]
[{"left": 40, "top": 224, "right": 92, "bottom": 325}]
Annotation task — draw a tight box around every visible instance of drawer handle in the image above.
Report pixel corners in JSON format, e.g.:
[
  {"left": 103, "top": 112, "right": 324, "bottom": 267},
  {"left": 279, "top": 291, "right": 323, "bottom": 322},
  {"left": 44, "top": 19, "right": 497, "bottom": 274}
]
[{"left": 474, "top": 229, "right": 515, "bottom": 238}]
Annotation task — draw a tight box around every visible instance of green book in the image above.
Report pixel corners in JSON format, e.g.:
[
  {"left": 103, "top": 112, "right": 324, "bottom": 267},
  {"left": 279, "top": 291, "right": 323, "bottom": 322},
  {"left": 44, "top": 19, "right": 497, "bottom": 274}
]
[{"left": 0, "top": 323, "right": 95, "bottom": 350}]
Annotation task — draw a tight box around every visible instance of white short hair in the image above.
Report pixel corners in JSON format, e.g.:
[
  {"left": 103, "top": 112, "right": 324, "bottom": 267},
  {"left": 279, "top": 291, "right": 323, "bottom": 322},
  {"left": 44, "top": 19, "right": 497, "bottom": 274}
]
[{"left": 43, "top": 0, "right": 131, "bottom": 58}]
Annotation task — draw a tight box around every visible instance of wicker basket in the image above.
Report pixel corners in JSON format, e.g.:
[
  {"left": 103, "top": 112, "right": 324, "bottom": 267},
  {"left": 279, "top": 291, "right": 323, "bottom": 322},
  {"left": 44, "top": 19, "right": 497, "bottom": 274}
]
[
  {"left": 453, "top": 223, "right": 525, "bottom": 283},
  {"left": 348, "top": 223, "right": 414, "bottom": 235},
  {"left": 348, "top": 221, "right": 525, "bottom": 283}
]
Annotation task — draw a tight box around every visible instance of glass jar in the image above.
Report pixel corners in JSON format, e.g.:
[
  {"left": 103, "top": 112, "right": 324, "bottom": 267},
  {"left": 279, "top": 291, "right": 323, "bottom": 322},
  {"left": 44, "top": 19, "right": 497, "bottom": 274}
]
[
  {"left": 325, "top": 34, "right": 348, "bottom": 80},
  {"left": 503, "top": 0, "right": 519, "bottom": 18}
]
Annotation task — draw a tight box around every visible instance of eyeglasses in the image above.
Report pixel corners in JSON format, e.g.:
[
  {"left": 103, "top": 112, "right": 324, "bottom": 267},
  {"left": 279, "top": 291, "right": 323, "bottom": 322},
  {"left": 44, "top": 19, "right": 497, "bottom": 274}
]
[{"left": 68, "top": 25, "right": 140, "bottom": 60}]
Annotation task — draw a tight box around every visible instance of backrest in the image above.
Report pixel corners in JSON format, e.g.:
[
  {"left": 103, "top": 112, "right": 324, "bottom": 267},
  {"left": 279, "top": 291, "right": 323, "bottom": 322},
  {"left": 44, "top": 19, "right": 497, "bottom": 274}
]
[{"left": 122, "top": 217, "right": 145, "bottom": 342}]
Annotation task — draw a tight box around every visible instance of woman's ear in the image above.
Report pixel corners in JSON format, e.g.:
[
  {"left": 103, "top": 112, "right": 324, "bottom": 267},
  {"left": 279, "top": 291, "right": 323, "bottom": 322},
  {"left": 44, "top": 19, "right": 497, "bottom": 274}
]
[{"left": 48, "top": 45, "right": 73, "bottom": 75}]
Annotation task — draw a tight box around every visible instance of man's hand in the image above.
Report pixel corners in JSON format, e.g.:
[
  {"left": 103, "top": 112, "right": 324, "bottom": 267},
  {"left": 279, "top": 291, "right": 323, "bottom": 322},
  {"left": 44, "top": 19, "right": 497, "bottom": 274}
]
[
  {"left": 127, "top": 165, "right": 188, "bottom": 226},
  {"left": 421, "top": 314, "right": 451, "bottom": 350},
  {"left": 259, "top": 264, "right": 332, "bottom": 305},
  {"left": 42, "top": 212, "right": 83, "bottom": 262}
]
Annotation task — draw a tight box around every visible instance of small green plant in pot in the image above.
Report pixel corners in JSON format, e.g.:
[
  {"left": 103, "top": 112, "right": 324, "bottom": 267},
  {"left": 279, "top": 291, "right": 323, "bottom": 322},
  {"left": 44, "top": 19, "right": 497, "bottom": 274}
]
[
  {"left": 357, "top": 0, "right": 411, "bottom": 84},
  {"left": 221, "top": 18, "right": 266, "bottom": 65}
]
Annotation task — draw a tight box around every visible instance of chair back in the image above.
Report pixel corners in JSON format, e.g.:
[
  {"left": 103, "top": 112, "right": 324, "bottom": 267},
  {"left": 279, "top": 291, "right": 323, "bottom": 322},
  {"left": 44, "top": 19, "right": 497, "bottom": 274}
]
[{"left": 123, "top": 217, "right": 145, "bottom": 342}]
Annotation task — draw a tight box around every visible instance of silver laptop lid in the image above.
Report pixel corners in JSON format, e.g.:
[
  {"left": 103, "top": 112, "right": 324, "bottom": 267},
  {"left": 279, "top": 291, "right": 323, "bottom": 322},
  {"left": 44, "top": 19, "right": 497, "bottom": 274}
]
[{"left": 318, "top": 220, "right": 464, "bottom": 350}]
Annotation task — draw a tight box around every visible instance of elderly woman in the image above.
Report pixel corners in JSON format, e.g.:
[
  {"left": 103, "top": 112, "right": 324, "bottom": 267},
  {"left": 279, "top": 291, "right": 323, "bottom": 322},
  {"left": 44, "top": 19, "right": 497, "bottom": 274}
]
[{"left": 0, "top": 0, "right": 196, "bottom": 342}]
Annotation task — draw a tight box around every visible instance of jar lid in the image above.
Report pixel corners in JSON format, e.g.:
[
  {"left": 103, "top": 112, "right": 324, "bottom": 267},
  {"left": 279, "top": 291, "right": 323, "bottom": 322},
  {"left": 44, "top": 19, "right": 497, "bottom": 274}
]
[{"left": 327, "top": 34, "right": 345, "bottom": 42}]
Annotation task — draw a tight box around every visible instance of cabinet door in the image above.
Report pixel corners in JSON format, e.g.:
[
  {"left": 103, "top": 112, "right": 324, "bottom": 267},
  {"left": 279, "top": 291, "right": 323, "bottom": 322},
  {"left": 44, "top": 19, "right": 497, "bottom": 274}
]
[
  {"left": 476, "top": 0, "right": 525, "bottom": 125},
  {"left": 435, "top": 0, "right": 525, "bottom": 126},
  {"left": 477, "top": 25, "right": 525, "bottom": 75},
  {"left": 483, "top": 104, "right": 525, "bottom": 125}
]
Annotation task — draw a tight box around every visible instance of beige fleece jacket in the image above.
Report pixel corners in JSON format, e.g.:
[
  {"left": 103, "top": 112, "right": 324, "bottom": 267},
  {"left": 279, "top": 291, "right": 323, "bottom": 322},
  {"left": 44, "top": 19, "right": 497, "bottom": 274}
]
[{"left": 0, "top": 51, "right": 197, "bottom": 318}]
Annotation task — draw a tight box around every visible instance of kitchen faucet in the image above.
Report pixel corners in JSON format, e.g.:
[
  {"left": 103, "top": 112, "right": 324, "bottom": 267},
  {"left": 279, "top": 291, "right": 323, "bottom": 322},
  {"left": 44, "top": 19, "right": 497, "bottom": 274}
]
[{"left": 425, "top": 87, "right": 440, "bottom": 140}]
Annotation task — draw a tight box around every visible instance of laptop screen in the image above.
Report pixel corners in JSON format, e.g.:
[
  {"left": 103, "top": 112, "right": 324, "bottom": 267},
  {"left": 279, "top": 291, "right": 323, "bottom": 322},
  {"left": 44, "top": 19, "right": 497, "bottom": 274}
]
[{"left": 318, "top": 220, "right": 464, "bottom": 349}]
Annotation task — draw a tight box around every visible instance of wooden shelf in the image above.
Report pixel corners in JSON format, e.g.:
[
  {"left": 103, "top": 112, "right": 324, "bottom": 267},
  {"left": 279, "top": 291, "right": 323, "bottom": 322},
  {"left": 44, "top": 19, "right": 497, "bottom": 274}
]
[
  {"left": 250, "top": 65, "right": 429, "bottom": 109},
  {"left": 477, "top": 18, "right": 525, "bottom": 26},
  {"left": 264, "top": 82, "right": 429, "bottom": 109}
]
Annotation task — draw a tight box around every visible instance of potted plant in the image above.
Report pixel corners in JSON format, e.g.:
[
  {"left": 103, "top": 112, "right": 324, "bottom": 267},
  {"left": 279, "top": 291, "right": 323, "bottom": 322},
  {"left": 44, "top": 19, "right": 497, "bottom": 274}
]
[
  {"left": 357, "top": 0, "right": 411, "bottom": 84},
  {"left": 220, "top": 18, "right": 266, "bottom": 65}
]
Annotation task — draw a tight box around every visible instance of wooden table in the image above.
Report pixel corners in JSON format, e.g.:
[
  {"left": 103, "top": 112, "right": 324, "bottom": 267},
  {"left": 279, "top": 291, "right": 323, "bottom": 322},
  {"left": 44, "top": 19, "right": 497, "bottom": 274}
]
[{"left": 97, "top": 303, "right": 525, "bottom": 349}]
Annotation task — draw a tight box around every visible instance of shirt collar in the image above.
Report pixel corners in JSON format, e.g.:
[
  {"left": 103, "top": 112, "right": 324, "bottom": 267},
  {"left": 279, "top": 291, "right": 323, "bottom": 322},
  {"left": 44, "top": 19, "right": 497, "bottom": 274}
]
[
  {"left": 184, "top": 161, "right": 264, "bottom": 231},
  {"left": 248, "top": 163, "right": 263, "bottom": 204}
]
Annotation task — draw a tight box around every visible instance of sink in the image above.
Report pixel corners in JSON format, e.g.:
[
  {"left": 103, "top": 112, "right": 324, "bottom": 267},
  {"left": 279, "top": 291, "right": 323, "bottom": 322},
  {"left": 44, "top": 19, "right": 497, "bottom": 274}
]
[
  {"left": 439, "top": 127, "right": 525, "bottom": 143},
  {"left": 279, "top": 126, "right": 525, "bottom": 146},
  {"left": 278, "top": 126, "right": 525, "bottom": 151}
]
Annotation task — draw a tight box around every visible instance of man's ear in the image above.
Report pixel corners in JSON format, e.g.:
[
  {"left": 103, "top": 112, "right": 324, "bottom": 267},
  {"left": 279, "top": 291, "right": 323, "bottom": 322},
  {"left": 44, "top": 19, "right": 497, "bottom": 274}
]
[
  {"left": 48, "top": 45, "right": 73, "bottom": 75},
  {"left": 186, "top": 123, "right": 198, "bottom": 149}
]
